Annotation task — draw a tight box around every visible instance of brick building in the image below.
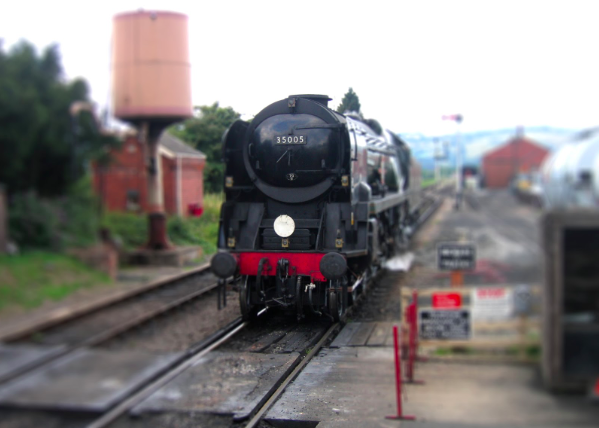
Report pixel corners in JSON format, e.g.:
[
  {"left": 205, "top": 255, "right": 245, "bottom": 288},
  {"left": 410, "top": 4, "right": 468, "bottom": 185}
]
[
  {"left": 482, "top": 135, "right": 549, "bottom": 188},
  {"left": 93, "top": 131, "right": 206, "bottom": 216}
]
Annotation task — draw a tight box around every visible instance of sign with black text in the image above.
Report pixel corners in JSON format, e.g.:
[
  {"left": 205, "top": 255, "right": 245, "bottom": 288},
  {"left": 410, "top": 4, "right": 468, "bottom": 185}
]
[
  {"left": 419, "top": 309, "right": 471, "bottom": 340},
  {"left": 471, "top": 287, "right": 513, "bottom": 320},
  {"left": 437, "top": 242, "right": 476, "bottom": 271}
]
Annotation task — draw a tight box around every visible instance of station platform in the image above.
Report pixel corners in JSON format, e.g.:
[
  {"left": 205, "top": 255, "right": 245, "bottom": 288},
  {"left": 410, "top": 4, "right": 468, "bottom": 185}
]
[
  {"left": 265, "top": 191, "right": 599, "bottom": 427},
  {"left": 266, "top": 321, "right": 599, "bottom": 428}
]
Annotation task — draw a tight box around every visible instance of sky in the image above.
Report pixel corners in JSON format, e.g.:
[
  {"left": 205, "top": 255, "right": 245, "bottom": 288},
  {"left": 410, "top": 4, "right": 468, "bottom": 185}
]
[{"left": 1, "top": 0, "right": 598, "bottom": 135}]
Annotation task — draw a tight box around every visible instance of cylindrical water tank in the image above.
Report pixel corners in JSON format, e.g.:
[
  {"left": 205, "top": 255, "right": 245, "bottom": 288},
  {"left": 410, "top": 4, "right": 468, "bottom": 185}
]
[
  {"left": 541, "top": 131, "right": 599, "bottom": 209},
  {"left": 112, "top": 10, "right": 192, "bottom": 124}
]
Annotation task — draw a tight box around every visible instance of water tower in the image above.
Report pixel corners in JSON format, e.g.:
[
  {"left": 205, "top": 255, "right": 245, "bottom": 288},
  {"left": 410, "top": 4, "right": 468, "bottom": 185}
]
[{"left": 112, "top": 10, "right": 192, "bottom": 249}]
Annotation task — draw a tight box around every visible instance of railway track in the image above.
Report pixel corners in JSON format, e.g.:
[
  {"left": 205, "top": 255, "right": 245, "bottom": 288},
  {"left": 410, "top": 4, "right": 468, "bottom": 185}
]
[
  {"left": 0, "top": 185, "right": 447, "bottom": 428},
  {"left": 86, "top": 317, "right": 249, "bottom": 428},
  {"left": 85, "top": 317, "right": 340, "bottom": 428},
  {"left": 0, "top": 309, "right": 338, "bottom": 428},
  {"left": 0, "top": 264, "right": 220, "bottom": 385}
]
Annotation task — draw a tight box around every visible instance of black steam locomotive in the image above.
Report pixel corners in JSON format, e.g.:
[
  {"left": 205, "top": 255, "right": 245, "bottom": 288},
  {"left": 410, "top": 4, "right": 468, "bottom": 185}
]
[{"left": 211, "top": 95, "right": 417, "bottom": 321}]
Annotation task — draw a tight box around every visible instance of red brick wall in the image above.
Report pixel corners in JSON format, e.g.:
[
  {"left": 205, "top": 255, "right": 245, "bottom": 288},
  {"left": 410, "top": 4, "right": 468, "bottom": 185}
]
[
  {"left": 180, "top": 157, "right": 205, "bottom": 216},
  {"left": 482, "top": 138, "right": 549, "bottom": 188},
  {"left": 93, "top": 136, "right": 205, "bottom": 216},
  {"left": 93, "top": 136, "right": 149, "bottom": 212}
]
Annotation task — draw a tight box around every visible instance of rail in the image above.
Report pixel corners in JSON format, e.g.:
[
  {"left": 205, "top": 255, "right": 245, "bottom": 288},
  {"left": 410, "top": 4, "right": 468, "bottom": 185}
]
[{"left": 87, "top": 318, "right": 247, "bottom": 428}]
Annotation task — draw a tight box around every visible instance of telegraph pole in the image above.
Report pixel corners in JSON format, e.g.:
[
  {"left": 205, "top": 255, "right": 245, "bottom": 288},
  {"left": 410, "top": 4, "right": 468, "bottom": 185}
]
[
  {"left": 442, "top": 114, "right": 463, "bottom": 209},
  {"left": 434, "top": 138, "right": 447, "bottom": 181}
]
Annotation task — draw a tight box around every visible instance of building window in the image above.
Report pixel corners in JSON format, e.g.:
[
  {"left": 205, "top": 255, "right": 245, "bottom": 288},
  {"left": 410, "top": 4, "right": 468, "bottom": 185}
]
[{"left": 126, "top": 190, "right": 140, "bottom": 212}]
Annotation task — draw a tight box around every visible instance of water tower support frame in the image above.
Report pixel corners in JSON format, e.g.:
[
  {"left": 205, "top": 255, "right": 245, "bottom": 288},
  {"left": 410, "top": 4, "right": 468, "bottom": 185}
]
[{"left": 141, "top": 121, "right": 171, "bottom": 250}]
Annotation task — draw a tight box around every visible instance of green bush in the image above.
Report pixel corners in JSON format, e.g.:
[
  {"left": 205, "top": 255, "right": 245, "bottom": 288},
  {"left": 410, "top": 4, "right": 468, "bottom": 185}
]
[
  {"left": 101, "top": 212, "right": 147, "bottom": 249},
  {"left": 58, "top": 176, "right": 101, "bottom": 248},
  {"left": 166, "top": 193, "right": 222, "bottom": 254},
  {"left": 8, "top": 192, "right": 62, "bottom": 250},
  {"left": 101, "top": 193, "right": 223, "bottom": 256},
  {"left": 8, "top": 176, "right": 101, "bottom": 250}
]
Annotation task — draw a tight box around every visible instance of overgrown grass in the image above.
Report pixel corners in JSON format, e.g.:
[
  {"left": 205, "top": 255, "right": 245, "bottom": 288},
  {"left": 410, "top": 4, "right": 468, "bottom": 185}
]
[
  {"left": 0, "top": 252, "right": 111, "bottom": 312},
  {"left": 421, "top": 178, "right": 437, "bottom": 188},
  {"left": 101, "top": 193, "right": 223, "bottom": 257}
]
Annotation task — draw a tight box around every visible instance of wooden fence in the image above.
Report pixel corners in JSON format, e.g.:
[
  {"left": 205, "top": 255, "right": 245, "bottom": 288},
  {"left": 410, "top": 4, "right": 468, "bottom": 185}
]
[{"left": 401, "top": 285, "right": 541, "bottom": 356}]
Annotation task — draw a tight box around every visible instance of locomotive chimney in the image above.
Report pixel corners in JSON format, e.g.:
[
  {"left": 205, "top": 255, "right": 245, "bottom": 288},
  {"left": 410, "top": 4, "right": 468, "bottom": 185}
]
[{"left": 290, "top": 94, "right": 332, "bottom": 107}]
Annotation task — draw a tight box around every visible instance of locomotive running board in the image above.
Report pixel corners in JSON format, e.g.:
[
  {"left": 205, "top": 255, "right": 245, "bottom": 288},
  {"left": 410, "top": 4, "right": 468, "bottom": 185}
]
[{"left": 369, "top": 192, "right": 410, "bottom": 214}]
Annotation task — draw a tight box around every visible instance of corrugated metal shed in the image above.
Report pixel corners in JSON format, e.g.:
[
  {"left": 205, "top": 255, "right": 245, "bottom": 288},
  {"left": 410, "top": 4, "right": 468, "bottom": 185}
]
[{"left": 482, "top": 135, "right": 549, "bottom": 188}]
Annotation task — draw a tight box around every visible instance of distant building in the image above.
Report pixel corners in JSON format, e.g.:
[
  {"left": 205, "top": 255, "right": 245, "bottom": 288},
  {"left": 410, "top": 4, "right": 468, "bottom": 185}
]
[
  {"left": 482, "top": 133, "right": 549, "bottom": 189},
  {"left": 93, "top": 131, "right": 206, "bottom": 216}
]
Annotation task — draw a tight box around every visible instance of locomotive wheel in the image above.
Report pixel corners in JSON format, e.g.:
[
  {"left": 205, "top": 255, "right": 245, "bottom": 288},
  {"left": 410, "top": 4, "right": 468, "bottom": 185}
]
[
  {"left": 328, "top": 289, "right": 343, "bottom": 322},
  {"left": 240, "top": 277, "right": 258, "bottom": 321}
]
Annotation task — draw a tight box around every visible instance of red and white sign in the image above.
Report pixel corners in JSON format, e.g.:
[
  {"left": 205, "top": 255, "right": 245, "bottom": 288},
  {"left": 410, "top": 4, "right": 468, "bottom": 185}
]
[
  {"left": 432, "top": 292, "right": 462, "bottom": 309},
  {"left": 471, "top": 287, "right": 513, "bottom": 320}
]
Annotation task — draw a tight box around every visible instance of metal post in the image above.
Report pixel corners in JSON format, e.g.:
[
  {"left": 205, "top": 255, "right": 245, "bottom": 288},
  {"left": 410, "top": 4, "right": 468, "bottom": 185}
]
[
  {"left": 0, "top": 184, "right": 6, "bottom": 254},
  {"left": 405, "top": 291, "right": 425, "bottom": 384},
  {"left": 442, "top": 114, "right": 463, "bottom": 208},
  {"left": 455, "top": 117, "right": 463, "bottom": 209},
  {"left": 176, "top": 154, "right": 182, "bottom": 216},
  {"left": 386, "top": 325, "right": 416, "bottom": 421},
  {"left": 217, "top": 278, "right": 223, "bottom": 310},
  {"left": 592, "top": 377, "right": 599, "bottom": 401},
  {"left": 450, "top": 270, "right": 464, "bottom": 287},
  {"left": 406, "top": 304, "right": 415, "bottom": 381},
  {"left": 143, "top": 122, "right": 163, "bottom": 214},
  {"left": 141, "top": 121, "right": 170, "bottom": 250}
]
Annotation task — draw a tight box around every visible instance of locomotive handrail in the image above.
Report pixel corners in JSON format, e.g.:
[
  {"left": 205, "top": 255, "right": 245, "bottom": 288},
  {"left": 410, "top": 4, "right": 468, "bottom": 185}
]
[{"left": 294, "top": 124, "right": 345, "bottom": 130}]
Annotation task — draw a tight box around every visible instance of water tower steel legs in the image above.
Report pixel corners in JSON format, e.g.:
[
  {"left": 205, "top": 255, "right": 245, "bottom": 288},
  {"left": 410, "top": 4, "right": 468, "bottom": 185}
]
[{"left": 141, "top": 121, "right": 171, "bottom": 250}]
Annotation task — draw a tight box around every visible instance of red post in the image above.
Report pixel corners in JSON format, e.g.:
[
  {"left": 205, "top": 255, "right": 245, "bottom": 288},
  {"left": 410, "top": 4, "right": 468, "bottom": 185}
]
[
  {"left": 386, "top": 325, "right": 415, "bottom": 421},
  {"left": 413, "top": 290, "right": 427, "bottom": 363},
  {"left": 450, "top": 270, "right": 464, "bottom": 287},
  {"left": 592, "top": 377, "right": 599, "bottom": 401},
  {"left": 406, "top": 304, "right": 415, "bottom": 380},
  {"left": 405, "top": 291, "right": 425, "bottom": 384}
]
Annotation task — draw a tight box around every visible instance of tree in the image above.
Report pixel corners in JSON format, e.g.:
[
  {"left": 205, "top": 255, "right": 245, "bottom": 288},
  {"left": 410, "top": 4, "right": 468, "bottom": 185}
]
[
  {"left": 169, "top": 102, "right": 240, "bottom": 193},
  {"left": 0, "top": 41, "right": 119, "bottom": 197},
  {"left": 336, "top": 87, "right": 361, "bottom": 114}
]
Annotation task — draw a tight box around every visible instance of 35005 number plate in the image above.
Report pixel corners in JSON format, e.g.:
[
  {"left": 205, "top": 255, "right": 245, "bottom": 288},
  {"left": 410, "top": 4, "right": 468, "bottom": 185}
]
[{"left": 275, "top": 135, "right": 306, "bottom": 145}]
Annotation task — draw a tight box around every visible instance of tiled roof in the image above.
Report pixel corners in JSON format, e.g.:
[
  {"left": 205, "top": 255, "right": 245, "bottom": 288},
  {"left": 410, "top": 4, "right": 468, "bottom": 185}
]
[{"left": 159, "top": 132, "right": 206, "bottom": 158}]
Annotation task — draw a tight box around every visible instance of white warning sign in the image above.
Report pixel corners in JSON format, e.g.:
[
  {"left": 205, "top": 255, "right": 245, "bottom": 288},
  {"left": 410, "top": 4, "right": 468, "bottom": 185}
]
[
  {"left": 419, "top": 309, "right": 470, "bottom": 340},
  {"left": 471, "top": 287, "right": 513, "bottom": 320}
]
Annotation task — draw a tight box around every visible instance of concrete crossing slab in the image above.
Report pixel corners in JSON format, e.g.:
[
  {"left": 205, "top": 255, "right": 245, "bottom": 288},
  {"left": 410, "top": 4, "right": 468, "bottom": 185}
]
[
  {"left": 265, "top": 347, "right": 396, "bottom": 427},
  {"left": 0, "top": 344, "right": 65, "bottom": 382},
  {"left": 329, "top": 322, "right": 361, "bottom": 348},
  {"left": 330, "top": 322, "right": 394, "bottom": 348},
  {"left": 347, "top": 323, "right": 376, "bottom": 346},
  {"left": 366, "top": 322, "right": 394, "bottom": 347},
  {"left": 133, "top": 351, "right": 300, "bottom": 421},
  {"left": 0, "top": 348, "right": 180, "bottom": 412}
]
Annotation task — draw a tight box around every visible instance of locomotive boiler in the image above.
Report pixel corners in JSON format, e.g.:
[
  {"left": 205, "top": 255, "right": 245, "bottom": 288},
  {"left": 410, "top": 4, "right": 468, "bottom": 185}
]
[
  {"left": 540, "top": 128, "right": 599, "bottom": 209},
  {"left": 211, "top": 94, "right": 416, "bottom": 321}
]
